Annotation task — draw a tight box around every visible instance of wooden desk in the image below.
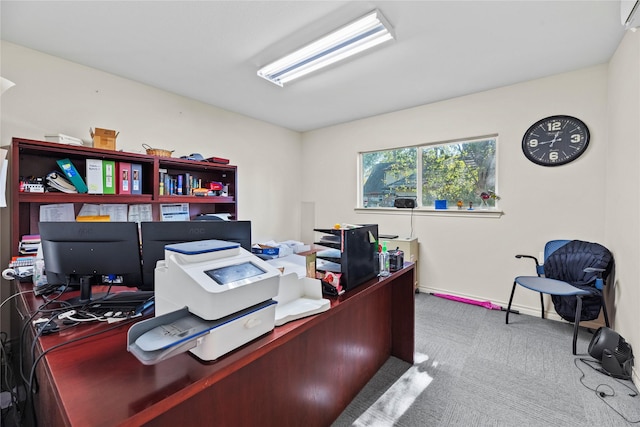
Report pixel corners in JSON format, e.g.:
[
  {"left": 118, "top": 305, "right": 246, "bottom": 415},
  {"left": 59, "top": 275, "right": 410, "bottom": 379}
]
[{"left": 18, "top": 264, "right": 415, "bottom": 427}]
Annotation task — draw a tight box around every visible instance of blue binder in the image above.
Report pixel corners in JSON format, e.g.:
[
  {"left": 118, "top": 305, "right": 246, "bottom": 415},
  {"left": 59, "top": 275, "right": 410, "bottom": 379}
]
[{"left": 56, "top": 158, "right": 88, "bottom": 193}]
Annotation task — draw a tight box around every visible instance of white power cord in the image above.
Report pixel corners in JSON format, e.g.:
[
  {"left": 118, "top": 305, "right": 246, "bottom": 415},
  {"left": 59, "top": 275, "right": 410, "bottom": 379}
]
[{"left": 2, "top": 268, "right": 17, "bottom": 280}]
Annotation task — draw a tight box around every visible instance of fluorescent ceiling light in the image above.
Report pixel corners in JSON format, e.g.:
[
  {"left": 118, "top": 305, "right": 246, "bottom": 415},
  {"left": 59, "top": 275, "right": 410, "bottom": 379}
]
[{"left": 258, "top": 9, "right": 394, "bottom": 87}]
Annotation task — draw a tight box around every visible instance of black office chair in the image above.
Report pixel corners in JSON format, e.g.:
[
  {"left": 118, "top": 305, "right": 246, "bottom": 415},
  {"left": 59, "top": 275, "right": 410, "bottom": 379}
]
[{"left": 506, "top": 239, "right": 613, "bottom": 354}]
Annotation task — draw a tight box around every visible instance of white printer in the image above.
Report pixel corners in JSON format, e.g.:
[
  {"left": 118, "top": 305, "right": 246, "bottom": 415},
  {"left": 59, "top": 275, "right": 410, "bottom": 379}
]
[{"left": 128, "top": 240, "right": 281, "bottom": 364}]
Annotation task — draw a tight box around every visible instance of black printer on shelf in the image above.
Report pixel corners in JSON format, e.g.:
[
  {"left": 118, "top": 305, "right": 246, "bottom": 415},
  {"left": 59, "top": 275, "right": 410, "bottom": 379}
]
[{"left": 314, "top": 224, "right": 379, "bottom": 292}]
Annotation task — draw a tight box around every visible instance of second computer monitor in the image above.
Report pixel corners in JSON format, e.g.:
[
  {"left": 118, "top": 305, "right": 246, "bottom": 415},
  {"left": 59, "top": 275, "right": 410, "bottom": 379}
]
[{"left": 139, "top": 220, "right": 252, "bottom": 290}]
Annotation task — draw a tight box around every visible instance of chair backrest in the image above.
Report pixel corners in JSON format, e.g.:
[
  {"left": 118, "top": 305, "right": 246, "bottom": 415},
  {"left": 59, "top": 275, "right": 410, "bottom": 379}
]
[
  {"left": 543, "top": 240, "right": 614, "bottom": 322},
  {"left": 544, "top": 240, "right": 613, "bottom": 286},
  {"left": 538, "top": 240, "right": 570, "bottom": 275},
  {"left": 544, "top": 240, "right": 571, "bottom": 262}
]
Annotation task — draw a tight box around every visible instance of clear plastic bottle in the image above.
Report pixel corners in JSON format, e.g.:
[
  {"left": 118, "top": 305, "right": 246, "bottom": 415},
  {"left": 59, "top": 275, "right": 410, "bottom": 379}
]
[{"left": 379, "top": 242, "right": 390, "bottom": 277}]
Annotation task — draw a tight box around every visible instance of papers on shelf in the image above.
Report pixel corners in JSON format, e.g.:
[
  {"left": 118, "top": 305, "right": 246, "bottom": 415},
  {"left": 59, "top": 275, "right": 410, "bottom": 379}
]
[
  {"left": 316, "top": 248, "right": 341, "bottom": 258},
  {"left": 128, "top": 204, "right": 153, "bottom": 222},
  {"left": 19, "top": 242, "right": 40, "bottom": 254},
  {"left": 316, "top": 258, "right": 341, "bottom": 273},
  {"left": 160, "top": 203, "right": 190, "bottom": 221},
  {"left": 40, "top": 203, "right": 75, "bottom": 222},
  {"left": 77, "top": 203, "right": 128, "bottom": 221},
  {"left": 46, "top": 171, "right": 77, "bottom": 193},
  {"left": 77, "top": 204, "right": 100, "bottom": 217},
  {"left": 39, "top": 203, "right": 154, "bottom": 223},
  {"left": 97, "top": 204, "right": 128, "bottom": 221}
]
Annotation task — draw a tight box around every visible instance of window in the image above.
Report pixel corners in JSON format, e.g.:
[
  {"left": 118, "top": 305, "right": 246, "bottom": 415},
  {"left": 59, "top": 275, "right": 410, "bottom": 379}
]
[{"left": 361, "top": 136, "right": 497, "bottom": 209}]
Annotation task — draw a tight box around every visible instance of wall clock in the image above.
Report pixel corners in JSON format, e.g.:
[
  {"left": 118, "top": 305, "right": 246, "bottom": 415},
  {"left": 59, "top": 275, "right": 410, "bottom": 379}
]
[{"left": 521, "top": 115, "right": 590, "bottom": 166}]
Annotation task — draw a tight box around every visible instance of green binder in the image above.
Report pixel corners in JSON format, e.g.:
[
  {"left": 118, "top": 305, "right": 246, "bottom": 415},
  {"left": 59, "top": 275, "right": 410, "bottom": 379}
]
[
  {"left": 56, "top": 158, "right": 88, "bottom": 193},
  {"left": 102, "top": 160, "right": 116, "bottom": 194}
]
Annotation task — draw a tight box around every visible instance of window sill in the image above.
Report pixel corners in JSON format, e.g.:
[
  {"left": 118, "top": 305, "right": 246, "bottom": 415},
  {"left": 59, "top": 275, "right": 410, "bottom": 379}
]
[{"left": 354, "top": 207, "right": 504, "bottom": 218}]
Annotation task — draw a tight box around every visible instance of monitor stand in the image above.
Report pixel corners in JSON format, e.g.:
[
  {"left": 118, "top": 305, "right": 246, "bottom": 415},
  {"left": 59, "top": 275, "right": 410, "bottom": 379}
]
[{"left": 64, "top": 275, "right": 108, "bottom": 306}]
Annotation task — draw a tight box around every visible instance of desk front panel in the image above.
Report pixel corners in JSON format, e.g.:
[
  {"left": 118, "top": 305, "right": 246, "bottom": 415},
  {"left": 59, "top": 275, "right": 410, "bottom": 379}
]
[
  {"left": 19, "top": 265, "right": 415, "bottom": 426},
  {"left": 143, "top": 284, "right": 393, "bottom": 427}
]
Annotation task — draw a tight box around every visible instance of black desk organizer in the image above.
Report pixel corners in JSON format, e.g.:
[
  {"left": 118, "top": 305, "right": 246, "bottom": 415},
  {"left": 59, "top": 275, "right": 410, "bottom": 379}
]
[{"left": 314, "top": 224, "right": 379, "bottom": 291}]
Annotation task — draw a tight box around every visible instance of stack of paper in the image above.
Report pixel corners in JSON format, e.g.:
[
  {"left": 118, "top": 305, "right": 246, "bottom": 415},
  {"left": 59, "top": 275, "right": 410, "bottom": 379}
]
[
  {"left": 46, "top": 171, "right": 78, "bottom": 193},
  {"left": 19, "top": 234, "right": 41, "bottom": 255}
]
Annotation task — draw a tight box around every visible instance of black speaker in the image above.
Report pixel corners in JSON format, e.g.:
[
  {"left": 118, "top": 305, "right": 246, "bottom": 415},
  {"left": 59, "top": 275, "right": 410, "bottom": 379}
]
[{"left": 394, "top": 198, "right": 416, "bottom": 209}]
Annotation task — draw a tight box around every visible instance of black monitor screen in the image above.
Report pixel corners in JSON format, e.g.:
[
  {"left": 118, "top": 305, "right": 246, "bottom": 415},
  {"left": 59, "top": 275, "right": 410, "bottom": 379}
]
[
  {"left": 38, "top": 221, "right": 143, "bottom": 302},
  {"left": 140, "top": 221, "right": 251, "bottom": 290}
]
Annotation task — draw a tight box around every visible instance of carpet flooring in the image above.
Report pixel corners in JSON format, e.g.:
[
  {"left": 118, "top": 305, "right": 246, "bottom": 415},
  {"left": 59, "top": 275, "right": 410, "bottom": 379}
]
[{"left": 332, "top": 292, "right": 640, "bottom": 426}]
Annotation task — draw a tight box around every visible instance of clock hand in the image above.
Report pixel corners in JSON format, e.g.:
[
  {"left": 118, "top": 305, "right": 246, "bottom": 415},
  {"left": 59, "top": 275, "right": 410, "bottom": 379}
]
[{"left": 538, "top": 137, "right": 563, "bottom": 145}]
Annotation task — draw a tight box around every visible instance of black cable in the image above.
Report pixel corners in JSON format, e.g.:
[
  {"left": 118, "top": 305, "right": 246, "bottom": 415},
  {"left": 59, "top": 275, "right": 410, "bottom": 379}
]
[
  {"left": 17, "top": 283, "right": 75, "bottom": 426},
  {"left": 410, "top": 207, "right": 414, "bottom": 239},
  {"left": 1, "top": 331, "right": 22, "bottom": 426},
  {"left": 574, "top": 357, "right": 640, "bottom": 423},
  {"left": 15, "top": 282, "right": 137, "bottom": 425},
  {"left": 26, "top": 317, "right": 140, "bottom": 426}
]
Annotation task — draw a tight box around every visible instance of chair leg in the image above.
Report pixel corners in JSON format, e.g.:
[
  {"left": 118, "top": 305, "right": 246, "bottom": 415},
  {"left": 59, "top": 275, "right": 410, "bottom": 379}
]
[
  {"left": 506, "top": 282, "right": 517, "bottom": 324},
  {"left": 573, "top": 296, "right": 583, "bottom": 355},
  {"left": 601, "top": 296, "right": 610, "bottom": 328},
  {"left": 539, "top": 292, "right": 545, "bottom": 319}
]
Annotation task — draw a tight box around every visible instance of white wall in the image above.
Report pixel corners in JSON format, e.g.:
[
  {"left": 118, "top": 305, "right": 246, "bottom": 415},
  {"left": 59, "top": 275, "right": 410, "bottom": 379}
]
[
  {"left": 2, "top": 35, "right": 638, "bottom": 371},
  {"left": 302, "top": 66, "right": 610, "bottom": 315},
  {"left": 302, "top": 39, "right": 640, "bottom": 378},
  {"left": 0, "top": 41, "right": 303, "bottom": 330},
  {"left": 606, "top": 30, "right": 640, "bottom": 383},
  {"left": 0, "top": 41, "right": 303, "bottom": 242}
]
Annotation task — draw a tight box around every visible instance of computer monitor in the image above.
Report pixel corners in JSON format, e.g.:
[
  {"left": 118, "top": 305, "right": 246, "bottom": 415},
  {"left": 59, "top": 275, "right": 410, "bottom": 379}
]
[
  {"left": 140, "top": 220, "right": 252, "bottom": 290},
  {"left": 38, "top": 221, "right": 143, "bottom": 303}
]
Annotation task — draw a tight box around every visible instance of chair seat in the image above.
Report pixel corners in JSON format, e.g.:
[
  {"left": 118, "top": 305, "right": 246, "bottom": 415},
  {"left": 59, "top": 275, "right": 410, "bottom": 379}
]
[{"left": 514, "top": 276, "right": 591, "bottom": 296}]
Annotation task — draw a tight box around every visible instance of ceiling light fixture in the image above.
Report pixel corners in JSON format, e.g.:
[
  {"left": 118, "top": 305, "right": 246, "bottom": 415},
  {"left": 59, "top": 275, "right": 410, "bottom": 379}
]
[{"left": 257, "top": 9, "right": 394, "bottom": 87}]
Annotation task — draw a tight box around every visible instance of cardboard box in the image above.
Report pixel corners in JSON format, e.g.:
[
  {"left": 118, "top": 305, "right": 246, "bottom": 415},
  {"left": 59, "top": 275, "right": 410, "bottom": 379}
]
[{"left": 90, "top": 128, "right": 118, "bottom": 151}]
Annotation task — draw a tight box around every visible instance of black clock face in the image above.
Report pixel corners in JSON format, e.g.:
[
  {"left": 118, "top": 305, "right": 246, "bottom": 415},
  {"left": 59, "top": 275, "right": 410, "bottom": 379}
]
[{"left": 522, "top": 115, "right": 590, "bottom": 166}]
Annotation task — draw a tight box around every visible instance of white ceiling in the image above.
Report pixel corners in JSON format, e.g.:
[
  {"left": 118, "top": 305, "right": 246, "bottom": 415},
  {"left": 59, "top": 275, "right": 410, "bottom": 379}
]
[{"left": 0, "top": 1, "right": 626, "bottom": 132}]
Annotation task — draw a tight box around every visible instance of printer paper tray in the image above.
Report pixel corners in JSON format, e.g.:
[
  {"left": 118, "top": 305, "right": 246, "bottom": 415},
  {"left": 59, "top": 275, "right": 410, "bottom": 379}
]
[{"left": 127, "top": 300, "right": 276, "bottom": 365}]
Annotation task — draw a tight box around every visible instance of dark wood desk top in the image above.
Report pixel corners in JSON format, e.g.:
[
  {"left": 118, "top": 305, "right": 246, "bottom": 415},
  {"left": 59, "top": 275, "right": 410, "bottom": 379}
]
[{"left": 18, "top": 264, "right": 415, "bottom": 426}]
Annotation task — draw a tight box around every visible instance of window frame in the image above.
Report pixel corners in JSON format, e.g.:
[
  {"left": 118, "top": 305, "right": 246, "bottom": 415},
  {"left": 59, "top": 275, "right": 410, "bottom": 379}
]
[{"left": 357, "top": 134, "right": 502, "bottom": 217}]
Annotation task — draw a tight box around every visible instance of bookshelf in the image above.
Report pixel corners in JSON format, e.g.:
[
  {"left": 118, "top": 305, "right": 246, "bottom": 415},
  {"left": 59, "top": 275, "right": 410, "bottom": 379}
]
[{"left": 9, "top": 137, "right": 237, "bottom": 258}]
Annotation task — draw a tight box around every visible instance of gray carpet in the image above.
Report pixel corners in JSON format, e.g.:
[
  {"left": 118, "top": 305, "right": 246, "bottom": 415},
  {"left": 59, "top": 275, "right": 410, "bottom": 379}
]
[{"left": 332, "top": 292, "right": 640, "bottom": 426}]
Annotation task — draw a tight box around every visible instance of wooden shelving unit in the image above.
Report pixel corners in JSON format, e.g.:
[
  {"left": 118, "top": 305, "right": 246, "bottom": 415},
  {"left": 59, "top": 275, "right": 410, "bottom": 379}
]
[{"left": 9, "top": 137, "right": 237, "bottom": 257}]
